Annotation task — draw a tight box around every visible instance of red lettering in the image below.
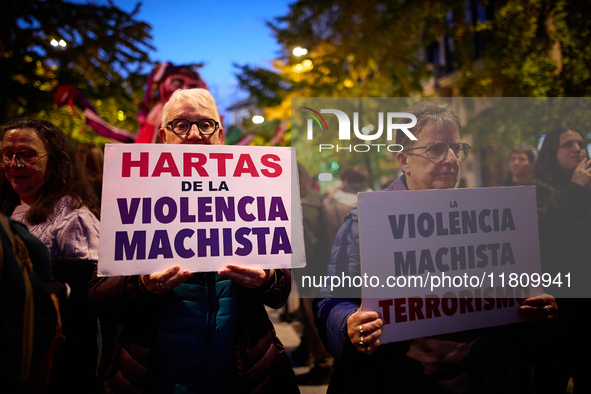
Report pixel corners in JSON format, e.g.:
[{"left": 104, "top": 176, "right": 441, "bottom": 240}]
[
  {"left": 483, "top": 288, "right": 495, "bottom": 311},
  {"left": 378, "top": 299, "right": 393, "bottom": 325},
  {"left": 394, "top": 298, "right": 407, "bottom": 323},
  {"left": 210, "top": 153, "right": 233, "bottom": 176},
  {"left": 122, "top": 152, "right": 149, "bottom": 177},
  {"left": 183, "top": 152, "right": 208, "bottom": 176},
  {"left": 425, "top": 295, "right": 441, "bottom": 319},
  {"left": 233, "top": 154, "right": 259, "bottom": 177},
  {"left": 152, "top": 152, "right": 180, "bottom": 177},
  {"left": 408, "top": 297, "right": 424, "bottom": 321},
  {"left": 260, "top": 154, "right": 282, "bottom": 177},
  {"left": 459, "top": 290, "right": 474, "bottom": 313},
  {"left": 441, "top": 292, "right": 458, "bottom": 316}
]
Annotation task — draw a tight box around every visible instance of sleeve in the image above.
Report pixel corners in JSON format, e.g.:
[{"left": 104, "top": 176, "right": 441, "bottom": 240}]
[
  {"left": 555, "top": 182, "right": 591, "bottom": 216},
  {"left": 536, "top": 182, "right": 591, "bottom": 298},
  {"left": 55, "top": 208, "right": 100, "bottom": 261},
  {"left": 314, "top": 210, "right": 362, "bottom": 359},
  {"left": 256, "top": 268, "right": 291, "bottom": 309},
  {"left": 9, "top": 218, "right": 53, "bottom": 282},
  {"left": 87, "top": 266, "right": 160, "bottom": 322}
]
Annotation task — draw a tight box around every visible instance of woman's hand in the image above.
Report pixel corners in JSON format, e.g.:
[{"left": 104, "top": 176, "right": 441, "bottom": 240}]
[
  {"left": 571, "top": 158, "right": 591, "bottom": 189},
  {"left": 218, "top": 264, "right": 274, "bottom": 289},
  {"left": 141, "top": 266, "right": 192, "bottom": 294},
  {"left": 347, "top": 309, "right": 383, "bottom": 355},
  {"left": 519, "top": 293, "right": 558, "bottom": 326}
]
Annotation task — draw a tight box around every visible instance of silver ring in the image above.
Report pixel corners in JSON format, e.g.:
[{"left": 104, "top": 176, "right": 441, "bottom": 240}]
[
  {"left": 157, "top": 282, "right": 170, "bottom": 291},
  {"left": 243, "top": 275, "right": 251, "bottom": 284},
  {"left": 358, "top": 337, "right": 365, "bottom": 347},
  {"left": 359, "top": 325, "right": 364, "bottom": 335},
  {"left": 544, "top": 305, "right": 555, "bottom": 319}
]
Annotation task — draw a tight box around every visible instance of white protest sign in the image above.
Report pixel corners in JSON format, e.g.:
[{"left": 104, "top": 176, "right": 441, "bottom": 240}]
[
  {"left": 359, "top": 186, "right": 542, "bottom": 343},
  {"left": 98, "top": 144, "right": 306, "bottom": 276}
]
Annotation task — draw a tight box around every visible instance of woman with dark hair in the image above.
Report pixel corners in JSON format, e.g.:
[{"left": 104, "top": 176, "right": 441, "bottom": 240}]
[
  {"left": 0, "top": 118, "right": 100, "bottom": 257},
  {"left": 531, "top": 127, "right": 591, "bottom": 394},
  {"left": 0, "top": 118, "right": 101, "bottom": 392}
]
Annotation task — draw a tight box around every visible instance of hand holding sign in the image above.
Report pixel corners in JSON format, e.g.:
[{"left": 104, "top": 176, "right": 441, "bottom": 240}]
[
  {"left": 347, "top": 309, "right": 384, "bottom": 355},
  {"left": 518, "top": 293, "right": 558, "bottom": 326},
  {"left": 218, "top": 264, "right": 275, "bottom": 289},
  {"left": 140, "top": 265, "right": 192, "bottom": 294}
]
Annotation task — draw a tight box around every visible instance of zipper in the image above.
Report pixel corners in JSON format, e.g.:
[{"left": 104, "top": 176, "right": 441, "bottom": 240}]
[{"left": 204, "top": 272, "right": 216, "bottom": 393}]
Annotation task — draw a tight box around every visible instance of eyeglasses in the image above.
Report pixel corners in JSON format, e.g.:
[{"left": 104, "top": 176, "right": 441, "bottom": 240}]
[
  {"left": 1, "top": 149, "right": 48, "bottom": 165},
  {"left": 404, "top": 142, "right": 471, "bottom": 160},
  {"left": 165, "top": 118, "right": 219, "bottom": 136}
]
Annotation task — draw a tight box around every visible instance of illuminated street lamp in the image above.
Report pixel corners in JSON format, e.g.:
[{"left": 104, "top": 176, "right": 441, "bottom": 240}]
[
  {"left": 252, "top": 115, "right": 264, "bottom": 124},
  {"left": 292, "top": 47, "right": 308, "bottom": 56},
  {"left": 50, "top": 39, "right": 67, "bottom": 48}
]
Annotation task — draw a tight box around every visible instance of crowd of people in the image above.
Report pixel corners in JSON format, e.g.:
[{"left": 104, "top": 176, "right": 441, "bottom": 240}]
[{"left": 1, "top": 94, "right": 589, "bottom": 394}]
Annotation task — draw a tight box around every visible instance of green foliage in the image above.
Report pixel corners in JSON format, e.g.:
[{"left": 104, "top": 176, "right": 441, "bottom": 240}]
[
  {"left": 235, "top": 0, "right": 591, "bottom": 181},
  {"left": 0, "top": 0, "right": 154, "bottom": 141}
]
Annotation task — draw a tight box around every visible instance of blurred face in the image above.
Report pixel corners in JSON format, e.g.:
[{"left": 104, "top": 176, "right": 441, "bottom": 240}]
[
  {"left": 556, "top": 130, "right": 586, "bottom": 173},
  {"left": 159, "top": 101, "right": 224, "bottom": 145},
  {"left": 160, "top": 74, "right": 201, "bottom": 103},
  {"left": 509, "top": 152, "right": 531, "bottom": 178},
  {"left": 2, "top": 128, "right": 49, "bottom": 204},
  {"left": 397, "top": 123, "right": 460, "bottom": 190}
]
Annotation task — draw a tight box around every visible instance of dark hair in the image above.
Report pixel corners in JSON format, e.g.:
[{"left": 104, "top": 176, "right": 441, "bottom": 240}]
[
  {"left": 76, "top": 142, "right": 104, "bottom": 183},
  {"left": 297, "top": 162, "right": 312, "bottom": 198},
  {"left": 396, "top": 101, "right": 462, "bottom": 148},
  {"left": 340, "top": 165, "right": 368, "bottom": 185},
  {"left": 0, "top": 119, "right": 100, "bottom": 224},
  {"left": 509, "top": 146, "right": 535, "bottom": 163},
  {"left": 532, "top": 127, "right": 588, "bottom": 190}
]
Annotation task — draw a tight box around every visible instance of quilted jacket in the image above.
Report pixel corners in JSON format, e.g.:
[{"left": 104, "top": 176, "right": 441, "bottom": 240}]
[{"left": 89, "top": 268, "right": 298, "bottom": 393}]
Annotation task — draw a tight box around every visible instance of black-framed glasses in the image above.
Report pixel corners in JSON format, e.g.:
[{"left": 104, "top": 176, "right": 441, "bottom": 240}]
[
  {"left": 165, "top": 118, "right": 219, "bottom": 136},
  {"left": 405, "top": 142, "right": 471, "bottom": 160},
  {"left": 1, "top": 149, "right": 48, "bottom": 165}
]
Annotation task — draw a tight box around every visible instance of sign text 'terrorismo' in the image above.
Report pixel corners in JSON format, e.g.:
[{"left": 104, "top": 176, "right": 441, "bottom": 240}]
[{"left": 359, "top": 187, "right": 542, "bottom": 343}]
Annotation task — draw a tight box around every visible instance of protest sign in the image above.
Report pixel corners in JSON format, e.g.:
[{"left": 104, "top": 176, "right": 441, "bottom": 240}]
[
  {"left": 98, "top": 144, "right": 305, "bottom": 276},
  {"left": 359, "top": 186, "right": 542, "bottom": 343}
]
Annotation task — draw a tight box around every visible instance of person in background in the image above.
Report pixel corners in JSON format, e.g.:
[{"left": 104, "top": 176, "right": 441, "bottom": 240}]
[
  {"left": 1, "top": 213, "right": 58, "bottom": 393},
  {"left": 502, "top": 146, "right": 535, "bottom": 186},
  {"left": 322, "top": 165, "right": 372, "bottom": 246},
  {"left": 314, "top": 101, "right": 558, "bottom": 393},
  {"left": 531, "top": 126, "right": 591, "bottom": 394},
  {"left": 292, "top": 162, "right": 334, "bottom": 385},
  {"left": 0, "top": 118, "right": 101, "bottom": 392},
  {"left": 135, "top": 62, "right": 208, "bottom": 143},
  {"left": 76, "top": 142, "right": 104, "bottom": 204},
  {"left": 88, "top": 88, "right": 298, "bottom": 394}
]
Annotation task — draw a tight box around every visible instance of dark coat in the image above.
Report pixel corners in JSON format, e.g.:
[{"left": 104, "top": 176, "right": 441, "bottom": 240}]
[
  {"left": 533, "top": 180, "right": 591, "bottom": 393},
  {"left": 88, "top": 268, "right": 299, "bottom": 394}
]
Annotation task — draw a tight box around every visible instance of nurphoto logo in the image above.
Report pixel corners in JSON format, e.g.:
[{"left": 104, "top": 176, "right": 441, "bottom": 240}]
[{"left": 301, "top": 107, "right": 418, "bottom": 153}]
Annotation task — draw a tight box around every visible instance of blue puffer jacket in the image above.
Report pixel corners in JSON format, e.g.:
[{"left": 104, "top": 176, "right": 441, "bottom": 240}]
[
  {"left": 158, "top": 273, "right": 238, "bottom": 393},
  {"left": 314, "top": 175, "right": 536, "bottom": 394},
  {"left": 89, "top": 268, "right": 299, "bottom": 394}
]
